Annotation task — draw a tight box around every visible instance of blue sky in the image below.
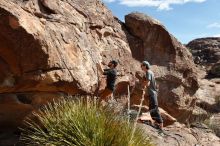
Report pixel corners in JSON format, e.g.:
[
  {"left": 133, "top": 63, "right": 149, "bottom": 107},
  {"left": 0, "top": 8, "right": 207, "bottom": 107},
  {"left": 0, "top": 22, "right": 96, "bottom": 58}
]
[{"left": 102, "top": 0, "right": 220, "bottom": 44}]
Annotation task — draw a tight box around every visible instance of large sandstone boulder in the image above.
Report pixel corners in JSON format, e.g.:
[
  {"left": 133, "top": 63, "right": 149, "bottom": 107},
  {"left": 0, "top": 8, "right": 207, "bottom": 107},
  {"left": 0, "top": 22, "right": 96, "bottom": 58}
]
[
  {"left": 125, "top": 13, "right": 199, "bottom": 122},
  {"left": 0, "top": 0, "right": 199, "bottom": 134},
  {"left": 0, "top": 0, "right": 139, "bottom": 129},
  {"left": 0, "top": 0, "right": 139, "bottom": 95}
]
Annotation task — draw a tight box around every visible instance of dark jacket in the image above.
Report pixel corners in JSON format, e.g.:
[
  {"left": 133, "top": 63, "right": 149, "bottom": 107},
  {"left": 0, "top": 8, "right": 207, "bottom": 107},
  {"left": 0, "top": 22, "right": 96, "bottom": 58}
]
[{"left": 103, "top": 68, "right": 117, "bottom": 91}]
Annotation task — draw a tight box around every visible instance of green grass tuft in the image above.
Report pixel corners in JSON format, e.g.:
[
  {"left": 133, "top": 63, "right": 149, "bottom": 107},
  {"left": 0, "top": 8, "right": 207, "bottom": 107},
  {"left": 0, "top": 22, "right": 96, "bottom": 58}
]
[{"left": 20, "top": 97, "right": 153, "bottom": 146}]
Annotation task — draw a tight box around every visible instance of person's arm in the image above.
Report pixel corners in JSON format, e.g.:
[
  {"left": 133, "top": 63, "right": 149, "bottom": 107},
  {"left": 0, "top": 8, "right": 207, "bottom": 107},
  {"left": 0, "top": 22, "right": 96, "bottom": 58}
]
[
  {"left": 142, "top": 80, "right": 150, "bottom": 89},
  {"left": 103, "top": 69, "right": 111, "bottom": 75},
  {"left": 96, "top": 63, "right": 111, "bottom": 75},
  {"left": 96, "top": 63, "right": 103, "bottom": 71},
  {"left": 142, "top": 73, "right": 150, "bottom": 89}
]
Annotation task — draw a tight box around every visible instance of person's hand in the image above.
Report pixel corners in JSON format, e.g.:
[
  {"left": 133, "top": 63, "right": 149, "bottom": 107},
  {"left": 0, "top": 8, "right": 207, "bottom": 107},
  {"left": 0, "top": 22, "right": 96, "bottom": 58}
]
[
  {"left": 96, "top": 63, "right": 104, "bottom": 73},
  {"left": 142, "top": 80, "right": 148, "bottom": 88}
]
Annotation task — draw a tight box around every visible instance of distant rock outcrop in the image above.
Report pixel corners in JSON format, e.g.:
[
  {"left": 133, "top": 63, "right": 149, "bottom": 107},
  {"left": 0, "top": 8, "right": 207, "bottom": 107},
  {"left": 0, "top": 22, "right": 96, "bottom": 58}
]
[{"left": 186, "top": 37, "right": 220, "bottom": 77}]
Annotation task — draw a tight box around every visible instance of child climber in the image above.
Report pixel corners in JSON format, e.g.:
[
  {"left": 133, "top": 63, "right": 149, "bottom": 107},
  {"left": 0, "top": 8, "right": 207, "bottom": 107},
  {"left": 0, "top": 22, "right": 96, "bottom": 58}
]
[{"left": 98, "top": 60, "right": 118, "bottom": 102}]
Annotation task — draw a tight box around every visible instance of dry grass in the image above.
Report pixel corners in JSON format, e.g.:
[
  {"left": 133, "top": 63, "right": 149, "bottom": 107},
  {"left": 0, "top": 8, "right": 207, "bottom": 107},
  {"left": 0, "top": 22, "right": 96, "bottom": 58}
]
[{"left": 20, "top": 96, "right": 153, "bottom": 146}]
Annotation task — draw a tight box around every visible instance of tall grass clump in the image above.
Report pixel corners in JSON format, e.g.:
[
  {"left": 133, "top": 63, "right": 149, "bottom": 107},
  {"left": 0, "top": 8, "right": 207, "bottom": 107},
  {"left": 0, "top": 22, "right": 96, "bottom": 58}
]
[{"left": 20, "top": 96, "right": 153, "bottom": 146}]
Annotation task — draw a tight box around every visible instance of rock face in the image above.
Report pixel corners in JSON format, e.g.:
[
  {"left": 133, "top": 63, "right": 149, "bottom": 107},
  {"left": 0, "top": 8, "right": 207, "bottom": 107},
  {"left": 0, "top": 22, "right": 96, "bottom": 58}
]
[
  {"left": 0, "top": 0, "right": 139, "bottom": 129},
  {"left": 209, "top": 114, "right": 220, "bottom": 137},
  {"left": 194, "top": 79, "right": 220, "bottom": 113},
  {"left": 186, "top": 37, "right": 220, "bottom": 77},
  {"left": 143, "top": 122, "right": 220, "bottom": 146},
  {"left": 136, "top": 107, "right": 177, "bottom": 126},
  {"left": 211, "top": 61, "right": 220, "bottom": 77},
  {"left": 190, "top": 78, "right": 220, "bottom": 123},
  {"left": 186, "top": 37, "right": 220, "bottom": 122},
  {"left": 0, "top": 0, "right": 139, "bottom": 95},
  {"left": 125, "top": 13, "right": 199, "bottom": 122},
  {"left": 0, "top": 0, "right": 199, "bottom": 137}
]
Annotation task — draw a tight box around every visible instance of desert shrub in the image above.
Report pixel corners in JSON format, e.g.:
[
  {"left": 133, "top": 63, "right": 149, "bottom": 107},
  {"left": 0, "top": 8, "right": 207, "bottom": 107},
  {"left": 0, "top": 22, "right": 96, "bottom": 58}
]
[{"left": 20, "top": 96, "right": 153, "bottom": 146}]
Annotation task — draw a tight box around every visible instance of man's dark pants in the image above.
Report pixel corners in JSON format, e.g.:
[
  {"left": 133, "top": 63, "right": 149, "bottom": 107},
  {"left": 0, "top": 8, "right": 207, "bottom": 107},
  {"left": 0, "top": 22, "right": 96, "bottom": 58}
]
[{"left": 148, "top": 91, "right": 163, "bottom": 124}]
